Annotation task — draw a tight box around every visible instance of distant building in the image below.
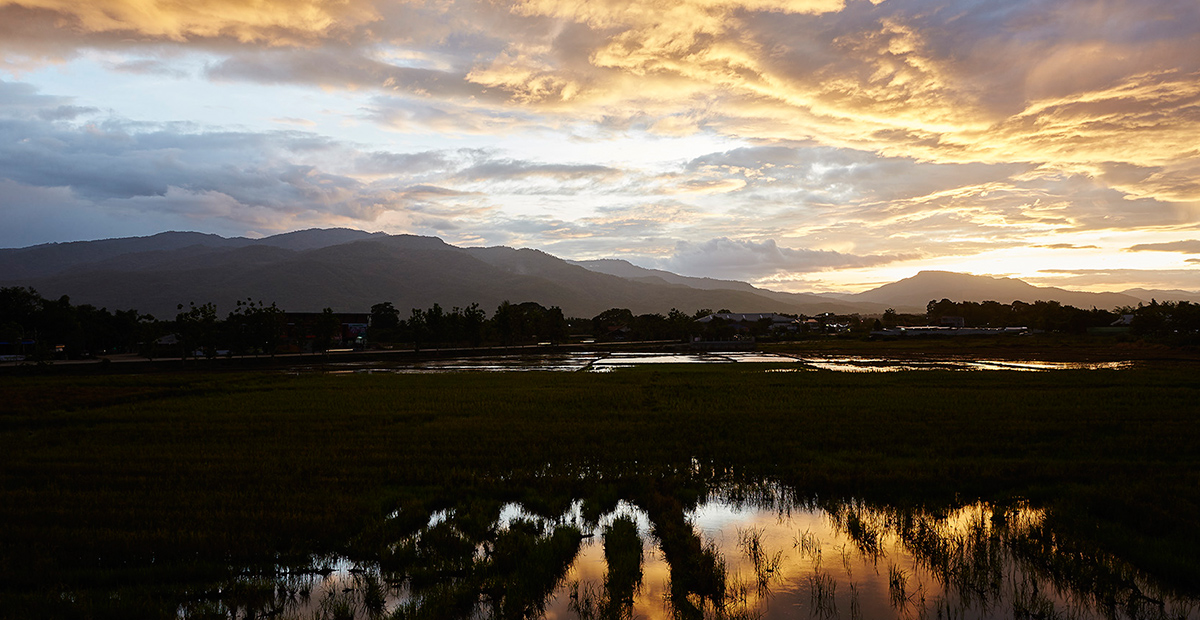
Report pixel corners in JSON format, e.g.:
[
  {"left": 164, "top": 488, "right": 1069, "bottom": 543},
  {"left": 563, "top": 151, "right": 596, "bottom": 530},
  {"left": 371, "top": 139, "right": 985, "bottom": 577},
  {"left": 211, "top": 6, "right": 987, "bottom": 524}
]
[
  {"left": 1111, "top": 314, "right": 1135, "bottom": 326},
  {"left": 939, "top": 315, "right": 966, "bottom": 328},
  {"left": 696, "top": 313, "right": 794, "bottom": 326},
  {"left": 282, "top": 312, "right": 371, "bottom": 350},
  {"left": 870, "top": 326, "right": 1028, "bottom": 337}
]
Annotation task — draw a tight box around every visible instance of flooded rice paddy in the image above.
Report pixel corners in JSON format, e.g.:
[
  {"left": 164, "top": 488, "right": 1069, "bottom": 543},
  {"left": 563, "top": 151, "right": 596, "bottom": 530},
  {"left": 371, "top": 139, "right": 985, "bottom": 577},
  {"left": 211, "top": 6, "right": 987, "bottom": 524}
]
[
  {"left": 313, "top": 352, "right": 1135, "bottom": 374},
  {"left": 183, "top": 485, "right": 1197, "bottom": 620}
]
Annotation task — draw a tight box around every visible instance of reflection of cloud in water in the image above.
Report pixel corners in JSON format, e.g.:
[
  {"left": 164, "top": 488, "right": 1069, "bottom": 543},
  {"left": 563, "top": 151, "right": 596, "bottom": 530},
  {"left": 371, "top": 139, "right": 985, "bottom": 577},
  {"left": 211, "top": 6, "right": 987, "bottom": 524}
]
[
  {"left": 553, "top": 497, "right": 1193, "bottom": 620},
  {"left": 189, "top": 484, "right": 1198, "bottom": 619}
]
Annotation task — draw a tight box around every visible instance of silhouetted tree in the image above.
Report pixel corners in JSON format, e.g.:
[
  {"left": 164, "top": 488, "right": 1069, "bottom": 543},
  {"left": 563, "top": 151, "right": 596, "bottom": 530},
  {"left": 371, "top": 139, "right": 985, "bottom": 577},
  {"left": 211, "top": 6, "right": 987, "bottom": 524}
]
[
  {"left": 494, "top": 300, "right": 517, "bottom": 345},
  {"left": 314, "top": 307, "right": 340, "bottom": 353},
  {"left": 425, "top": 303, "right": 446, "bottom": 347},
  {"left": 408, "top": 307, "right": 426, "bottom": 351},
  {"left": 592, "top": 308, "right": 635, "bottom": 340},
  {"left": 667, "top": 308, "right": 694, "bottom": 341},
  {"left": 463, "top": 303, "right": 486, "bottom": 347},
  {"left": 226, "top": 299, "right": 284, "bottom": 357},
  {"left": 370, "top": 302, "right": 401, "bottom": 330},
  {"left": 176, "top": 302, "right": 219, "bottom": 359}
]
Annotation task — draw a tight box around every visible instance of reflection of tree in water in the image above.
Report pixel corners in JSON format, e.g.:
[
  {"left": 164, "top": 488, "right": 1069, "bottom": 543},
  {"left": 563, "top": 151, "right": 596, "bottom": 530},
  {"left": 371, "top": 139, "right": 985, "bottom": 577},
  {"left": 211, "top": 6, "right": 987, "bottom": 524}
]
[
  {"left": 821, "top": 500, "right": 1196, "bottom": 620},
  {"left": 639, "top": 488, "right": 730, "bottom": 619},
  {"left": 382, "top": 497, "right": 583, "bottom": 620},
  {"left": 570, "top": 516, "right": 643, "bottom": 620},
  {"left": 185, "top": 479, "right": 1199, "bottom": 620},
  {"left": 373, "top": 480, "right": 768, "bottom": 620}
]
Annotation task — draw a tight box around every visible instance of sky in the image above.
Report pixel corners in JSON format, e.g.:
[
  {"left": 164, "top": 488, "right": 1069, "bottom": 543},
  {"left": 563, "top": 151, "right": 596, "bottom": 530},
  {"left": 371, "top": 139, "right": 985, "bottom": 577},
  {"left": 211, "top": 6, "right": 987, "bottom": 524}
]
[{"left": 1, "top": 0, "right": 1198, "bottom": 293}]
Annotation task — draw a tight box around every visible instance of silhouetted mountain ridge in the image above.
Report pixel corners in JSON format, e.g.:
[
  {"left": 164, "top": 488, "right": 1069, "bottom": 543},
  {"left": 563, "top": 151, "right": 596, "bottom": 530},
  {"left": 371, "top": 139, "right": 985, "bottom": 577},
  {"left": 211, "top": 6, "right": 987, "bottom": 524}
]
[
  {"left": 848, "top": 270, "right": 1144, "bottom": 310},
  {"left": 1119, "top": 288, "right": 1200, "bottom": 304},
  {"left": 569, "top": 258, "right": 897, "bottom": 313},
  {"left": 1, "top": 230, "right": 1190, "bottom": 319},
  {"left": 1, "top": 231, "right": 871, "bottom": 318}
]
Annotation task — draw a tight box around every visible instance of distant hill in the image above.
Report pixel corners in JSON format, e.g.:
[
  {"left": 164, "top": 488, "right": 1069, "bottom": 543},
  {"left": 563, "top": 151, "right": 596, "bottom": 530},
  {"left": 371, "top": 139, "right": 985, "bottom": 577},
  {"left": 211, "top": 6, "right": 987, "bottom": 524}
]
[
  {"left": 569, "top": 258, "right": 896, "bottom": 314},
  {"left": 1120, "top": 288, "right": 1200, "bottom": 304},
  {"left": 0, "top": 228, "right": 383, "bottom": 280},
  {"left": 0, "top": 231, "right": 882, "bottom": 319},
  {"left": 2, "top": 231, "right": 1173, "bottom": 318},
  {"left": 848, "top": 271, "right": 1144, "bottom": 310},
  {"left": 570, "top": 259, "right": 760, "bottom": 292}
]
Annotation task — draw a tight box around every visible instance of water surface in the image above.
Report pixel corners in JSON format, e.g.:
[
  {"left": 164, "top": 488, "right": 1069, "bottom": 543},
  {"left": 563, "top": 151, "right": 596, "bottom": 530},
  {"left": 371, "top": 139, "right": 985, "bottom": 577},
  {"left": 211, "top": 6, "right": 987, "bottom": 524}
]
[
  {"left": 181, "top": 487, "right": 1196, "bottom": 620},
  {"left": 313, "top": 352, "right": 1135, "bottom": 374}
]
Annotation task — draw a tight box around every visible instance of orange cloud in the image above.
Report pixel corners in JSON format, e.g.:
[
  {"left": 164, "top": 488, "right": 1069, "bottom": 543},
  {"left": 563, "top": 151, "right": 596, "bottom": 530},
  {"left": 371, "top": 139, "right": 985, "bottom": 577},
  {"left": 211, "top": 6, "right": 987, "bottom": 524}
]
[{"left": 0, "top": 0, "right": 379, "bottom": 44}]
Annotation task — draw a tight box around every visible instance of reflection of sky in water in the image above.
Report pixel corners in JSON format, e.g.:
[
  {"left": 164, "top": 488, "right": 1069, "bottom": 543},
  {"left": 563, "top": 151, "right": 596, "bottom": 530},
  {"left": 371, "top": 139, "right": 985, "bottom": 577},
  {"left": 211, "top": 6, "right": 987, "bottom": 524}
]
[
  {"left": 199, "top": 494, "right": 1197, "bottom": 620},
  {"left": 550, "top": 499, "right": 1193, "bottom": 620},
  {"left": 314, "top": 353, "right": 1137, "bottom": 374},
  {"left": 776, "top": 358, "right": 1136, "bottom": 373},
  {"left": 550, "top": 502, "right": 937, "bottom": 620}
]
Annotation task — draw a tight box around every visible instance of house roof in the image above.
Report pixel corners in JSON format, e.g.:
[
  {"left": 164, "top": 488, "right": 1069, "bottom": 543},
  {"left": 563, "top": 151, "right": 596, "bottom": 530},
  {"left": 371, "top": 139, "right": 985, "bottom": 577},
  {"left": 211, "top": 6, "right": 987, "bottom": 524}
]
[{"left": 696, "top": 313, "right": 794, "bottom": 323}]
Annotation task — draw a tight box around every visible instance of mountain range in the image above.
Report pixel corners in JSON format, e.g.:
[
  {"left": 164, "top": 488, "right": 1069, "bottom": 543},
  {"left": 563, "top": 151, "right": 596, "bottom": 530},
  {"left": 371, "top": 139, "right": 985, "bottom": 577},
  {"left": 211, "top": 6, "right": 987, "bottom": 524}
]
[{"left": 0, "top": 229, "right": 1194, "bottom": 319}]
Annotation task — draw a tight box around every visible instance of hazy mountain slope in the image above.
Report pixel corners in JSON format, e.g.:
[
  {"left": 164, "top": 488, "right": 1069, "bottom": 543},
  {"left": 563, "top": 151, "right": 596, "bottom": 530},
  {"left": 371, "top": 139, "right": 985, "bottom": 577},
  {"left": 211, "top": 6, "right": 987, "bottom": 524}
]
[
  {"left": 253, "top": 228, "right": 385, "bottom": 251},
  {"left": 8, "top": 238, "right": 520, "bottom": 317},
  {"left": 0, "top": 231, "right": 253, "bottom": 280},
  {"left": 569, "top": 259, "right": 760, "bottom": 292},
  {"left": 83, "top": 244, "right": 298, "bottom": 275},
  {"left": 852, "top": 271, "right": 1142, "bottom": 310},
  {"left": 4, "top": 231, "right": 1156, "bottom": 318},
  {"left": 465, "top": 246, "right": 853, "bottom": 317},
  {"left": 0, "top": 228, "right": 382, "bottom": 281},
  {"left": 1121, "top": 288, "right": 1200, "bottom": 304},
  {"left": 569, "top": 258, "right": 896, "bottom": 314},
  {"left": 756, "top": 290, "right": 898, "bottom": 314},
  {"left": 2, "top": 233, "right": 839, "bottom": 318}
]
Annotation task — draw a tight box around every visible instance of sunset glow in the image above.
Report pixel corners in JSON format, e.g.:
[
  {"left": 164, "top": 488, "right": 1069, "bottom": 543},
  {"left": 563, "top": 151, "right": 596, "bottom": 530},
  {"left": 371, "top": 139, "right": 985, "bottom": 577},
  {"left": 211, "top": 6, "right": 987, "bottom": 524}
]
[{"left": 2, "top": 0, "right": 1197, "bottom": 292}]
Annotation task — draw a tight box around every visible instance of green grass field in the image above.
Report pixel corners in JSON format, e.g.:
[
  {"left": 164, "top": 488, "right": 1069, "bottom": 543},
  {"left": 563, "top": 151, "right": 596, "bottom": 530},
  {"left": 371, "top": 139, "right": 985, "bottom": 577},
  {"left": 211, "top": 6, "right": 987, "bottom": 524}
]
[{"left": 1, "top": 363, "right": 1198, "bottom": 615}]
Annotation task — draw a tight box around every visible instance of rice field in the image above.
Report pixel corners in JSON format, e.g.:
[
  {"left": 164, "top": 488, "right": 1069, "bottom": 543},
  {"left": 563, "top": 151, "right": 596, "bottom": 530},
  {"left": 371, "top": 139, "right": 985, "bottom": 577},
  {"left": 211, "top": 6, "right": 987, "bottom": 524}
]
[{"left": 1, "top": 362, "right": 1197, "bottom": 617}]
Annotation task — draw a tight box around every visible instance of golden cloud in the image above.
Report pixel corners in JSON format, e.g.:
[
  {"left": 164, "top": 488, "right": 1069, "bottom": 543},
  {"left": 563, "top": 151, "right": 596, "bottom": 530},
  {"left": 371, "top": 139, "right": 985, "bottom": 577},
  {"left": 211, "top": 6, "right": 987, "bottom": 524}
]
[
  {"left": 466, "top": 43, "right": 586, "bottom": 103},
  {"left": 5, "top": 0, "right": 1198, "bottom": 226},
  {"left": 471, "top": 0, "right": 1199, "bottom": 215},
  {"left": 0, "top": 0, "right": 379, "bottom": 44}
]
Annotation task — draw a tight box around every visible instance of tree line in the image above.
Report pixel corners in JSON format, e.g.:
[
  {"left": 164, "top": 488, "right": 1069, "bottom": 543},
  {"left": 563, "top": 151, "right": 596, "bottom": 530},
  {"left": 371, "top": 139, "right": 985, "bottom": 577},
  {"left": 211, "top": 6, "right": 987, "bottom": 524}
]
[
  {"left": 0, "top": 287, "right": 304, "bottom": 360},
  {"left": 1118, "top": 299, "right": 1200, "bottom": 342},
  {"left": 0, "top": 287, "right": 585, "bottom": 360},
  {"left": 0, "top": 286, "right": 744, "bottom": 360},
  {"left": 4, "top": 285, "right": 1199, "bottom": 361},
  {"left": 925, "top": 297, "right": 1200, "bottom": 342},
  {"left": 924, "top": 298, "right": 1121, "bottom": 333},
  {"left": 370, "top": 304, "right": 778, "bottom": 346},
  {"left": 1, "top": 287, "right": 153, "bottom": 359},
  {"left": 368, "top": 301, "right": 569, "bottom": 348}
]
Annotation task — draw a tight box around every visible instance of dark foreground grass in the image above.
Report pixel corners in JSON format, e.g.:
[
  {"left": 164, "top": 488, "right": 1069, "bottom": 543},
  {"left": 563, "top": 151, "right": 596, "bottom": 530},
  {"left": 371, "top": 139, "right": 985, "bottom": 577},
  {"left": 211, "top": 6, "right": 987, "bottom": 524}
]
[{"left": 1, "top": 364, "right": 1198, "bottom": 612}]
